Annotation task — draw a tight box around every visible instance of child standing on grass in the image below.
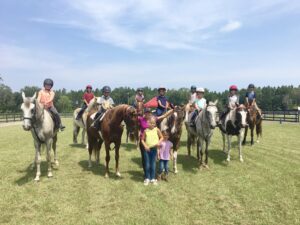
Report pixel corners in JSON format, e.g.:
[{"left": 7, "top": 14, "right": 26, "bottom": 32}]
[
  {"left": 141, "top": 117, "right": 163, "bottom": 186},
  {"left": 157, "top": 131, "right": 173, "bottom": 182}
]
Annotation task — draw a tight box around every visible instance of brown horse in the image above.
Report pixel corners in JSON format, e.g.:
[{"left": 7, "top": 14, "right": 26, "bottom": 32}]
[
  {"left": 243, "top": 103, "right": 262, "bottom": 145},
  {"left": 87, "top": 104, "right": 138, "bottom": 178},
  {"left": 126, "top": 101, "right": 143, "bottom": 148},
  {"left": 159, "top": 106, "right": 185, "bottom": 173}
]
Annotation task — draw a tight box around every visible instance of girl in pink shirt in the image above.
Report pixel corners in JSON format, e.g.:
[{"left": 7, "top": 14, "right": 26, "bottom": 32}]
[
  {"left": 37, "top": 79, "right": 65, "bottom": 131},
  {"left": 158, "top": 131, "right": 173, "bottom": 181}
]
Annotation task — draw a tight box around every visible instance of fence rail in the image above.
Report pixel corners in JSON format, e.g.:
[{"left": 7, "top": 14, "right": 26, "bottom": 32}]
[
  {"left": 262, "top": 110, "right": 299, "bottom": 123},
  {"left": 0, "top": 112, "right": 73, "bottom": 123}
]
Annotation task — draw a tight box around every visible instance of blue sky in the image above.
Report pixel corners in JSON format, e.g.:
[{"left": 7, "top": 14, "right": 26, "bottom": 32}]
[{"left": 0, "top": 0, "right": 300, "bottom": 91}]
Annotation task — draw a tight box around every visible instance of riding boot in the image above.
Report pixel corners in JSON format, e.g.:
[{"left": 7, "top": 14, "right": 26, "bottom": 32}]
[
  {"left": 190, "top": 110, "right": 198, "bottom": 127},
  {"left": 76, "top": 109, "right": 84, "bottom": 120}
]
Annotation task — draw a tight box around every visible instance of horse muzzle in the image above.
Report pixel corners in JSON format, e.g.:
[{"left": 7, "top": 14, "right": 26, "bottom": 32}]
[{"left": 22, "top": 125, "right": 31, "bottom": 131}]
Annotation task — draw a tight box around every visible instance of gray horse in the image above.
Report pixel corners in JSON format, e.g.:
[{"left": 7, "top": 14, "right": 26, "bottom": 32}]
[
  {"left": 21, "top": 92, "right": 59, "bottom": 181},
  {"left": 185, "top": 100, "right": 219, "bottom": 168}
]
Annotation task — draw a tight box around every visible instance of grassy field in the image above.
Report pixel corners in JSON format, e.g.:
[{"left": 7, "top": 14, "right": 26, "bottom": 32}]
[{"left": 0, "top": 119, "right": 299, "bottom": 225}]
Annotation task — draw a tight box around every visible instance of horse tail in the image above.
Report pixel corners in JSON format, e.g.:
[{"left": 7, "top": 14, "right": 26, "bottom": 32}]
[{"left": 256, "top": 119, "right": 262, "bottom": 137}]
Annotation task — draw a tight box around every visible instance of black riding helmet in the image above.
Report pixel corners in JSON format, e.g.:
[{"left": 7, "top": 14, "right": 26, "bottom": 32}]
[
  {"left": 137, "top": 88, "right": 143, "bottom": 92},
  {"left": 191, "top": 85, "right": 196, "bottom": 90},
  {"left": 248, "top": 84, "right": 255, "bottom": 89},
  {"left": 44, "top": 78, "right": 54, "bottom": 87},
  {"left": 102, "top": 86, "right": 111, "bottom": 93}
]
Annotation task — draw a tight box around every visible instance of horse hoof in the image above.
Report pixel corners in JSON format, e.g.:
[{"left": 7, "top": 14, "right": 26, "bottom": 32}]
[
  {"left": 48, "top": 172, "right": 53, "bottom": 178},
  {"left": 226, "top": 158, "right": 230, "bottom": 162},
  {"left": 34, "top": 177, "right": 40, "bottom": 182},
  {"left": 256, "top": 140, "right": 260, "bottom": 143},
  {"left": 174, "top": 169, "right": 178, "bottom": 174},
  {"left": 116, "top": 172, "right": 121, "bottom": 177},
  {"left": 105, "top": 173, "right": 109, "bottom": 178},
  {"left": 240, "top": 158, "right": 244, "bottom": 163},
  {"left": 55, "top": 160, "right": 59, "bottom": 166},
  {"left": 203, "top": 164, "right": 209, "bottom": 169}
]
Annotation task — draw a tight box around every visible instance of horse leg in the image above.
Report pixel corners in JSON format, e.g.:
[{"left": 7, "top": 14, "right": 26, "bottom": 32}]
[
  {"left": 199, "top": 139, "right": 204, "bottom": 167},
  {"left": 222, "top": 133, "right": 226, "bottom": 153},
  {"left": 126, "top": 130, "right": 129, "bottom": 144},
  {"left": 187, "top": 135, "right": 191, "bottom": 157},
  {"left": 81, "top": 128, "right": 86, "bottom": 145},
  {"left": 73, "top": 125, "right": 79, "bottom": 144},
  {"left": 105, "top": 143, "right": 111, "bottom": 178},
  {"left": 204, "top": 139, "right": 209, "bottom": 168},
  {"left": 52, "top": 135, "right": 59, "bottom": 166},
  {"left": 173, "top": 150, "right": 178, "bottom": 174},
  {"left": 95, "top": 142, "right": 100, "bottom": 166},
  {"left": 239, "top": 132, "right": 244, "bottom": 162},
  {"left": 196, "top": 138, "right": 200, "bottom": 161},
  {"left": 226, "top": 135, "right": 232, "bottom": 162},
  {"left": 88, "top": 137, "right": 93, "bottom": 168},
  {"left": 46, "top": 140, "right": 53, "bottom": 178},
  {"left": 34, "top": 142, "right": 42, "bottom": 181},
  {"left": 115, "top": 141, "right": 122, "bottom": 177},
  {"left": 242, "top": 126, "right": 248, "bottom": 145},
  {"left": 250, "top": 125, "right": 254, "bottom": 146}
]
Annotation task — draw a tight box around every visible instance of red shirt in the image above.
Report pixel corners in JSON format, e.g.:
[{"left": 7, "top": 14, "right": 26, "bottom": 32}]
[{"left": 83, "top": 92, "right": 94, "bottom": 104}]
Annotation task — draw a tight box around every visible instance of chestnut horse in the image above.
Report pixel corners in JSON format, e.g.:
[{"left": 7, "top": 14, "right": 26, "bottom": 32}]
[
  {"left": 126, "top": 101, "right": 143, "bottom": 148},
  {"left": 242, "top": 103, "right": 262, "bottom": 145},
  {"left": 87, "top": 104, "right": 138, "bottom": 178}
]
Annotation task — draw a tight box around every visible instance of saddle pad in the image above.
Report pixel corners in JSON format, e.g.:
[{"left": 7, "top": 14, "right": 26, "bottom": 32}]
[{"left": 90, "top": 112, "right": 97, "bottom": 120}]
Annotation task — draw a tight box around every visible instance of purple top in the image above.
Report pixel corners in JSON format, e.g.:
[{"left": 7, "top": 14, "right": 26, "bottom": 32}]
[
  {"left": 159, "top": 140, "right": 173, "bottom": 160},
  {"left": 138, "top": 116, "right": 158, "bottom": 138}
]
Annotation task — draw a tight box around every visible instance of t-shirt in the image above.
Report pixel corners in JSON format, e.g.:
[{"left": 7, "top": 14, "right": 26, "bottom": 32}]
[
  {"left": 138, "top": 116, "right": 158, "bottom": 138},
  {"left": 144, "top": 127, "right": 159, "bottom": 148},
  {"left": 245, "top": 91, "right": 256, "bottom": 102},
  {"left": 195, "top": 98, "right": 207, "bottom": 110},
  {"left": 157, "top": 95, "right": 168, "bottom": 109},
  {"left": 228, "top": 95, "right": 239, "bottom": 108},
  {"left": 135, "top": 94, "right": 144, "bottom": 102},
  {"left": 83, "top": 92, "right": 94, "bottom": 104},
  {"left": 38, "top": 89, "right": 55, "bottom": 108},
  {"left": 97, "top": 96, "right": 115, "bottom": 109},
  {"left": 159, "top": 140, "right": 173, "bottom": 160},
  {"left": 190, "top": 93, "right": 197, "bottom": 104}
]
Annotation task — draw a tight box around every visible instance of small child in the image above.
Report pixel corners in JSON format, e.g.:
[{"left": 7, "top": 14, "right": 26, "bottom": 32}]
[
  {"left": 189, "top": 85, "right": 197, "bottom": 104},
  {"left": 76, "top": 85, "right": 94, "bottom": 120},
  {"left": 157, "top": 131, "right": 173, "bottom": 181},
  {"left": 219, "top": 85, "right": 239, "bottom": 122},
  {"left": 141, "top": 117, "right": 163, "bottom": 186},
  {"left": 156, "top": 86, "right": 169, "bottom": 116},
  {"left": 37, "top": 78, "right": 65, "bottom": 131},
  {"left": 190, "top": 87, "right": 206, "bottom": 127},
  {"left": 245, "top": 84, "right": 262, "bottom": 116},
  {"left": 135, "top": 88, "right": 145, "bottom": 103}
]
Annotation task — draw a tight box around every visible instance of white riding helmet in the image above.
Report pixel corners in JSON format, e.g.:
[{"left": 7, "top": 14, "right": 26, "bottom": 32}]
[{"left": 196, "top": 87, "right": 205, "bottom": 93}]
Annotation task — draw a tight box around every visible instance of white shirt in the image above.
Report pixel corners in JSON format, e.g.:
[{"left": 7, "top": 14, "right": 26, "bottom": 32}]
[{"left": 228, "top": 95, "right": 239, "bottom": 108}]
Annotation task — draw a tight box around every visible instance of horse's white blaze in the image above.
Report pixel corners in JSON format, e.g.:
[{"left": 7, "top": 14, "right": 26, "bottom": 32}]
[
  {"left": 171, "top": 112, "right": 177, "bottom": 134},
  {"left": 240, "top": 110, "right": 248, "bottom": 127},
  {"left": 160, "top": 118, "right": 168, "bottom": 132}
]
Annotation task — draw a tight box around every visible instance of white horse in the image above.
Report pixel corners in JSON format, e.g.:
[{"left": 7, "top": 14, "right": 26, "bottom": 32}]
[
  {"left": 185, "top": 101, "right": 219, "bottom": 168},
  {"left": 73, "top": 97, "right": 98, "bottom": 147},
  {"left": 219, "top": 106, "right": 248, "bottom": 162},
  {"left": 21, "top": 92, "right": 59, "bottom": 181}
]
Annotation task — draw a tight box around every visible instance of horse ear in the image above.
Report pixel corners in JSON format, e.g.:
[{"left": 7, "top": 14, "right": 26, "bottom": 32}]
[
  {"left": 31, "top": 92, "right": 37, "bottom": 102},
  {"left": 22, "top": 92, "right": 26, "bottom": 101}
]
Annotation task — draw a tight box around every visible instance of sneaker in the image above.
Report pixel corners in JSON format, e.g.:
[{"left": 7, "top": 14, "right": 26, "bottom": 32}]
[
  {"left": 151, "top": 179, "right": 158, "bottom": 185},
  {"left": 144, "top": 179, "right": 150, "bottom": 186}
]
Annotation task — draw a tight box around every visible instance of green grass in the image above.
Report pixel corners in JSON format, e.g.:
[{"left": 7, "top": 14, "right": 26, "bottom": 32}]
[{"left": 0, "top": 119, "right": 299, "bottom": 225}]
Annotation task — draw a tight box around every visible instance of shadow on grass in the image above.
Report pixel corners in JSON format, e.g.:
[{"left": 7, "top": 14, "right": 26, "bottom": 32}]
[
  {"left": 127, "top": 170, "right": 144, "bottom": 182},
  {"left": 177, "top": 154, "right": 199, "bottom": 174},
  {"left": 121, "top": 143, "right": 138, "bottom": 151},
  {"left": 78, "top": 160, "right": 124, "bottom": 180},
  {"left": 69, "top": 143, "right": 87, "bottom": 149},
  {"left": 208, "top": 149, "right": 227, "bottom": 167},
  {"left": 15, "top": 161, "right": 59, "bottom": 186}
]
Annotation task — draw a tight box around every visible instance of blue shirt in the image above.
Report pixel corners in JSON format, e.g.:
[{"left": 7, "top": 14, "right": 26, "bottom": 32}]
[
  {"left": 195, "top": 98, "right": 207, "bottom": 110},
  {"left": 156, "top": 95, "right": 168, "bottom": 116},
  {"left": 246, "top": 91, "right": 256, "bottom": 102}
]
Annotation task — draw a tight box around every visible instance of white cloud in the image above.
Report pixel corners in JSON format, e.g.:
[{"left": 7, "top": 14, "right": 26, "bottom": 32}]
[{"left": 220, "top": 21, "right": 242, "bottom": 32}]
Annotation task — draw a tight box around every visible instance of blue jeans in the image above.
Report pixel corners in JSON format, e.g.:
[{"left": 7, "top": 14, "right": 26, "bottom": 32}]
[
  {"left": 144, "top": 148, "right": 157, "bottom": 180},
  {"left": 159, "top": 160, "right": 169, "bottom": 175}
]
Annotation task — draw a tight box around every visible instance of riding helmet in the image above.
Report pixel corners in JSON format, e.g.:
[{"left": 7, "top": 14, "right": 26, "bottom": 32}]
[
  {"left": 86, "top": 85, "right": 93, "bottom": 90},
  {"left": 102, "top": 86, "right": 111, "bottom": 93},
  {"left": 137, "top": 88, "right": 143, "bottom": 92},
  {"left": 43, "top": 78, "right": 54, "bottom": 87},
  {"left": 191, "top": 85, "right": 197, "bottom": 91},
  {"left": 196, "top": 87, "right": 205, "bottom": 93},
  {"left": 248, "top": 84, "right": 255, "bottom": 89},
  {"left": 229, "top": 85, "right": 238, "bottom": 91},
  {"left": 158, "top": 86, "right": 166, "bottom": 91}
]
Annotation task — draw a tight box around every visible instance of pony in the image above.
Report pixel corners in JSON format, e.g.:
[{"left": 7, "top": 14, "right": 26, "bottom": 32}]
[
  {"left": 219, "top": 105, "right": 248, "bottom": 162},
  {"left": 242, "top": 103, "right": 262, "bottom": 145},
  {"left": 72, "top": 97, "right": 98, "bottom": 146},
  {"left": 185, "top": 101, "right": 219, "bottom": 168},
  {"left": 159, "top": 106, "right": 185, "bottom": 173},
  {"left": 20, "top": 92, "right": 59, "bottom": 181},
  {"left": 86, "top": 104, "right": 138, "bottom": 178}
]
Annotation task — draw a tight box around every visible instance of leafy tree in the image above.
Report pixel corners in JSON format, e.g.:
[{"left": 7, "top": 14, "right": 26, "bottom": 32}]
[{"left": 56, "top": 95, "right": 72, "bottom": 112}]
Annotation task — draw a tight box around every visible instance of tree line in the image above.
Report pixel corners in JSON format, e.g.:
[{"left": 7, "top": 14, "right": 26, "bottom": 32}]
[{"left": 0, "top": 80, "right": 299, "bottom": 113}]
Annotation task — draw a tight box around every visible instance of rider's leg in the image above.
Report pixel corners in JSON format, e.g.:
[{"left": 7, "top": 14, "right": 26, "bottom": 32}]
[
  {"left": 49, "top": 106, "right": 65, "bottom": 130},
  {"left": 76, "top": 103, "right": 87, "bottom": 120}
]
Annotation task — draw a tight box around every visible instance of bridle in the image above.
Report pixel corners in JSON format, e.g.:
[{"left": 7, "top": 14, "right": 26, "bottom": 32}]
[{"left": 204, "top": 104, "right": 218, "bottom": 128}]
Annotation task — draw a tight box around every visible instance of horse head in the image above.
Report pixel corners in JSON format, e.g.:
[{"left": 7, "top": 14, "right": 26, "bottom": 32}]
[
  {"left": 235, "top": 105, "right": 248, "bottom": 128},
  {"left": 124, "top": 106, "right": 139, "bottom": 137},
  {"left": 169, "top": 106, "right": 185, "bottom": 134},
  {"left": 205, "top": 100, "right": 219, "bottom": 129},
  {"left": 20, "top": 92, "right": 37, "bottom": 131}
]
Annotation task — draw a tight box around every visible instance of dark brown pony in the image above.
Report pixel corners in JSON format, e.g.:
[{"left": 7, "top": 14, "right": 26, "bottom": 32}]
[
  {"left": 87, "top": 104, "right": 138, "bottom": 178},
  {"left": 243, "top": 104, "right": 262, "bottom": 145},
  {"left": 159, "top": 106, "right": 185, "bottom": 173}
]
